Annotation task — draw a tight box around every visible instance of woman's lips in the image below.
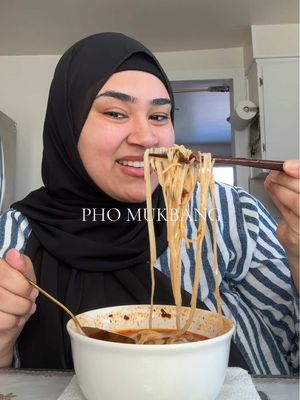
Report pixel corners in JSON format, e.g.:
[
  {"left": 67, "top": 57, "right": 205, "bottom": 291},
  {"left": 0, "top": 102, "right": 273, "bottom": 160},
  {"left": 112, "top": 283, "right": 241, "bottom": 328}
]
[
  {"left": 117, "top": 159, "right": 145, "bottom": 177},
  {"left": 118, "top": 160, "right": 144, "bottom": 168}
]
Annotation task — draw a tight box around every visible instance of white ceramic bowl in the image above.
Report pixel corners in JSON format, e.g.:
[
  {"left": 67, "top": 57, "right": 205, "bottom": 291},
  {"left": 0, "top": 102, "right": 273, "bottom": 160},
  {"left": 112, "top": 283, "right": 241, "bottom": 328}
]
[{"left": 67, "top": 304, "right": 235, "bottom": 400}]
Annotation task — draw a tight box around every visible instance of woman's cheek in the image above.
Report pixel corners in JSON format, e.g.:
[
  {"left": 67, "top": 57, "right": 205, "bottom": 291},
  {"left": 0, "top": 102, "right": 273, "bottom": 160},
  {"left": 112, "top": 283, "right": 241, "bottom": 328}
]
[{"left": 158, "top": 127, "right": 175, "bottom": 147}]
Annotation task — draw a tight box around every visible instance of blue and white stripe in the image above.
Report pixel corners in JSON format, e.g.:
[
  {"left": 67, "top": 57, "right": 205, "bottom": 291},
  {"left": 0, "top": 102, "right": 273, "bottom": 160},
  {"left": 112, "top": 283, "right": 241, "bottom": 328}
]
[
  {"left": 155, "top": 182, "right": 299, "bottom": 375},
  {"left": 0, "top": 209, "right": 31, "bottom": 257}
]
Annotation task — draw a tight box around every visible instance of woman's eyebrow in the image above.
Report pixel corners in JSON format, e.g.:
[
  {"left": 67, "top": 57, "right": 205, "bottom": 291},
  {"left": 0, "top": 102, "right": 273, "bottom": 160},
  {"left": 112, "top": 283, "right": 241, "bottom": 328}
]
[
  {"left": 151, "top": 98, "right": 172, "bottom": 106},
  {"left": 96, "top": 90, "right": 136, "bottom": 103},
  {"left": 95, "top": 90, "right": 171, "bottom": 106}
]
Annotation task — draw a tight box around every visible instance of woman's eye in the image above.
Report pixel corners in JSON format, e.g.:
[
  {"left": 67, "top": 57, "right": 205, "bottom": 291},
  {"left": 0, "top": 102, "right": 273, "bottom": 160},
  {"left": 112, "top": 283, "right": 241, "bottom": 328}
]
[
  {"left": 104, "top": 111, "right": 126, "bottom": 119},
  {"left": 150, "top": 114, "right": 170, "bottom": 122}
]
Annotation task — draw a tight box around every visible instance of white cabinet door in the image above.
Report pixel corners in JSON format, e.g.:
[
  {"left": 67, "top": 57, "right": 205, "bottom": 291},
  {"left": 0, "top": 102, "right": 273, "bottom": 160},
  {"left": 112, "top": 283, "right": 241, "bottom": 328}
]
[{"left": 258, "top": 58, "right": 299, "bottom": 161}]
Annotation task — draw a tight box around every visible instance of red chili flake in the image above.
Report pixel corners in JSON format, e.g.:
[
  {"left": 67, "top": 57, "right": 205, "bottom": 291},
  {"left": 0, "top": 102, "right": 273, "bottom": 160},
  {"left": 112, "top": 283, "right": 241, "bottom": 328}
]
[
  {"left": 161, "top": 308, "right": 171, "bottom": 318},
  {"left": 124, "top": 315, "right": 130, "bottom": 320},
  {"left": 109, "top": 314, "right": 113, "bottom": 317},
  {"left": 182, "top": 189, "right": 188, "bottom": 197}
]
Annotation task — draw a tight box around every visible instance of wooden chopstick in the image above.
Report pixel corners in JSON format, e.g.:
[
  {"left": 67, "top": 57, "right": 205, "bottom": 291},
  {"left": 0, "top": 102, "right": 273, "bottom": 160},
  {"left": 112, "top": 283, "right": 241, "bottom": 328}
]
[
  {"left": 149, "top": 153, "right": 284, "bottom": 171},
  {"left": 212, "top": 156, "right": 284, "bottom": 171}
]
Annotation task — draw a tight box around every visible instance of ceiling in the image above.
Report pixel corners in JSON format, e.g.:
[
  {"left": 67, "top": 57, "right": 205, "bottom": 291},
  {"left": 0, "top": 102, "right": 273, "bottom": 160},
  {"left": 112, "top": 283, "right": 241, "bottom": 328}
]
[{"left": 0, "top": 0, "right": 298, "bottom": 55}]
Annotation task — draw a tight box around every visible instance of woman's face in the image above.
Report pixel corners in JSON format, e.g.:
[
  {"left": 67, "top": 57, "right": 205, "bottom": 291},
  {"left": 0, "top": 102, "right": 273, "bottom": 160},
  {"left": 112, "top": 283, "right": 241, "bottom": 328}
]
[{"left": 78, "top": 70, "right": 175, "bottom": 202}]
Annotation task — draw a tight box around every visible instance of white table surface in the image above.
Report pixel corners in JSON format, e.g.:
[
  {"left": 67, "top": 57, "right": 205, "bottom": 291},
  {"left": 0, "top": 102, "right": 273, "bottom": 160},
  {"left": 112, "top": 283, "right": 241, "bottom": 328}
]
[{"left": 0, "top": 369, "right": 298, "bottom": 400}]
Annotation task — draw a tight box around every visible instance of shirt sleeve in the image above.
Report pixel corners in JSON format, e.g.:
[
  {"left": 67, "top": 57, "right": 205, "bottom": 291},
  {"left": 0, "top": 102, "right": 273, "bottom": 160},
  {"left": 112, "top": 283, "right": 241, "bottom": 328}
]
[
  {"left": 155, "top": 182, "right": 299, "bottom": 374},
  {"left": 0, "top": 209, "right": 32, "bottom": 368},
  {"left": 0, "top": 209, "right": 31, "bottom": 257},
  {"left": 219, "top": 185, "right": 299, "bottom": 375}
]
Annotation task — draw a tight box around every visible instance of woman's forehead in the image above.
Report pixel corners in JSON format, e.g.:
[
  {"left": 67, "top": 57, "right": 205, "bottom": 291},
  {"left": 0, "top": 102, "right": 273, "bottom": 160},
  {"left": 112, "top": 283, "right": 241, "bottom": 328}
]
[{"left": 97, "top": 70, "right": 171, "bottom": 99}]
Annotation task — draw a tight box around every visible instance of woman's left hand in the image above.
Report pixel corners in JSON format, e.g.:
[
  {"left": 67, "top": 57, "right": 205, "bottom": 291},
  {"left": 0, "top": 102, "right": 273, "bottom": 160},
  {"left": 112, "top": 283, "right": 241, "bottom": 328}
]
[{"left": 264, "top": 160, "right": 300, "bottom": 294}]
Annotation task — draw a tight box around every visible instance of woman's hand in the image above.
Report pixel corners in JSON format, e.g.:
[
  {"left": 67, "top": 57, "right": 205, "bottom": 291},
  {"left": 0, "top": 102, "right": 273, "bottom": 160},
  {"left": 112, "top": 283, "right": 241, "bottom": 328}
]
[
  {"left": 264, "top": 160, "right": 300, "bottom": 294},
  {"left": 0, "top": 249, "right": 38, "bottom": 367}
]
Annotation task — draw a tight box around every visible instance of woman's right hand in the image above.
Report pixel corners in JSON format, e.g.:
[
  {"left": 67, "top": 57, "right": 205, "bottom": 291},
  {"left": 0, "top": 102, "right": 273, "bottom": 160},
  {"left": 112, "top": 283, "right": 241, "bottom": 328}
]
[{"left": 0, "top": 249, "right": 38, "bottom": 367}]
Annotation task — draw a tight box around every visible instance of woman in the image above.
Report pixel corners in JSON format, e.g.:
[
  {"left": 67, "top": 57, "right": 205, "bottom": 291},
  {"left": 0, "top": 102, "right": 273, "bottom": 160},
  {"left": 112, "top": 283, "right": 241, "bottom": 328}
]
[{"left": 0, "top": 33, "right": 299, "bottom": 374}]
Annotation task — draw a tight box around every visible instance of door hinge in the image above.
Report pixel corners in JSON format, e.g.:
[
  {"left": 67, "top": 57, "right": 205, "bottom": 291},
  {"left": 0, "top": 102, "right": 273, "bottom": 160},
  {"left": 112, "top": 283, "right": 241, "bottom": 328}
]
[{"left": 259, "top": 77, "right": 263, "bottom": 86}]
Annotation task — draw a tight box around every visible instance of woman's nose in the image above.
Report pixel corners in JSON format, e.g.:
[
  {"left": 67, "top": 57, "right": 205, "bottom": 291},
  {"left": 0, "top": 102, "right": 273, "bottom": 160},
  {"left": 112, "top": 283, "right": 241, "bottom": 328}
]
[{"left": 127, "top": 118, "right": 159, "bottom": 148}]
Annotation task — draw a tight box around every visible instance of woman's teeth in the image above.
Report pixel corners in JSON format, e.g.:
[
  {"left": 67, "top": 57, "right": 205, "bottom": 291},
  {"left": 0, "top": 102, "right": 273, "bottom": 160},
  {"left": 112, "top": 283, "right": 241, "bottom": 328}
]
[{"left": 118, "top": 160, "right": 144, "bottom": 168}]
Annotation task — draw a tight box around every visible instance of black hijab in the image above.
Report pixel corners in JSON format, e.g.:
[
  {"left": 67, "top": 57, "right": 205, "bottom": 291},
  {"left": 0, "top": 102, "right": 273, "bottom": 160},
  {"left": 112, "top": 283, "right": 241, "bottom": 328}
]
[
  {"left": 12, "top": 32, "right": 177, "bottom": 368},
  {"left": 15, "top": 34, "right": 174, "bottom": 273},
  {"left": 12, "top": 32, "right": 248, "bottom": 371}
]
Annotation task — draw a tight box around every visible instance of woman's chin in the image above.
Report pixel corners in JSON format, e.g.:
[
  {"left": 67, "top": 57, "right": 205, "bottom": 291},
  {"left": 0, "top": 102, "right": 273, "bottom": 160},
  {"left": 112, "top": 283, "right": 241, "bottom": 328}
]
[
  {"left": 118, "top": 186, "right": 157, "bottom": 203},
  {"left": 105, "top": 181, "right": 158, "bottom": 203},
  {"left": 120, "top": 191, "right": 147, "bottom": 204}
]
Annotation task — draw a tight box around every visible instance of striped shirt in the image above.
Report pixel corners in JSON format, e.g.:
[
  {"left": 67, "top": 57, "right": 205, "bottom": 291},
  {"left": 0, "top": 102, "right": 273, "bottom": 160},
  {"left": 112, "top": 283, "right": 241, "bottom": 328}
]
[{"left": 0, "top": 182, "right": 299, "bottom": 374}]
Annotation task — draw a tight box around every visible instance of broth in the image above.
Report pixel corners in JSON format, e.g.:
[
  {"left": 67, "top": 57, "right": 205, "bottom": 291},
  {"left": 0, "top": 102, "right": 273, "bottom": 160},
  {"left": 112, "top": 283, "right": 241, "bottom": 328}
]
[{"left": 117, "top": 328, "right": 208, "bottom": 344}]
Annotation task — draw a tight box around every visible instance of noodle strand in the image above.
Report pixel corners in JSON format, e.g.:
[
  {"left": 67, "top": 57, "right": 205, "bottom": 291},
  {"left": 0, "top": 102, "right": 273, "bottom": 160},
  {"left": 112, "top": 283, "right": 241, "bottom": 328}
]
[{"left": 142, "top": 145, "right": 220, "bottom": 344}]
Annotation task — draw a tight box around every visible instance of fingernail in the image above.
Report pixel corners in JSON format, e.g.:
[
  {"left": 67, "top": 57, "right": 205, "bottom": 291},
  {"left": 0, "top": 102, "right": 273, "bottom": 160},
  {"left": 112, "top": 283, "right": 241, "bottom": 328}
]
[
  {"left": 30, "top": 302, "right": 37, "bottom": 315},
  {"left": 29, "top": 288, "right": 39, "bottom": 300},
  {"left": 5, "top": 248, "right": 21, "bottom": 261},
  {"left": 265, "top": 173, "right": 273, "bottom": 184},
  {"left": 284, "top": 160, "right": 300, "bottom": 170},
  {"left": 264, "top": 178, "right": 270, "bottom": 187},
  {"left": 267, "top": 171, "right": 278, "bottom": 182}
]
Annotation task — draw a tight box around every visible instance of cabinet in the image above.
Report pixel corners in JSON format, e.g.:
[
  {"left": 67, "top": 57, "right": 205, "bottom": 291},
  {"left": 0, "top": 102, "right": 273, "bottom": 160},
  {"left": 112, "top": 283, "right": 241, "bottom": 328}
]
[
  {"left": 247, "top": 57, "right": 299, "bottom": 162},
  {"left": 246, "top": 57, "right": 299, "bottom": 221}
]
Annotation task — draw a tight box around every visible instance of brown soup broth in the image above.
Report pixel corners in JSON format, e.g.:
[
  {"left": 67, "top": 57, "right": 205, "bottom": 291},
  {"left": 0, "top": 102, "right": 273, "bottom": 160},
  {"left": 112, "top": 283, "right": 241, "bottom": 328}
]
[{"left": 117, "top": 328, "right": 208, "bottom": 343}]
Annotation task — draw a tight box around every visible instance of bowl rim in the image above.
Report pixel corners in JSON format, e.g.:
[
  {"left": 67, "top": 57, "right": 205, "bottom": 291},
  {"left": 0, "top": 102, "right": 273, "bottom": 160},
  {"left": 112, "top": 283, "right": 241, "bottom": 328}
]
[{"left": 67, "top": 304, "right": 236, "bottom": 351}]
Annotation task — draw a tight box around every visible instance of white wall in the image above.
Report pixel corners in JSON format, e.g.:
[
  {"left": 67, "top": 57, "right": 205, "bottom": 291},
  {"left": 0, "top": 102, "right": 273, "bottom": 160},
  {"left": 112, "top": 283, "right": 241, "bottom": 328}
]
[
  {"left": 0, "top": 47, "right": 248, "bottom": 202},
  {"left": 251, "top": 24, "right": 299, "bottom": 58},
  {"left": 0, "top": 55, "right": 60, "bottom": 201},
  {"left": 243, "top": 24, "right": 299, "bottom": 71},
  {"left": 156, "top": 47, "right": 244, "bottom": 72}
]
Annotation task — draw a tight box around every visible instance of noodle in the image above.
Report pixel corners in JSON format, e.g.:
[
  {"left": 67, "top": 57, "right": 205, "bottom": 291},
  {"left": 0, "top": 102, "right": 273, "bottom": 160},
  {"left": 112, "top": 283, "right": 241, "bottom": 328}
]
[{"left": 142, "top": 145, "right": 220, "bottom": 344}]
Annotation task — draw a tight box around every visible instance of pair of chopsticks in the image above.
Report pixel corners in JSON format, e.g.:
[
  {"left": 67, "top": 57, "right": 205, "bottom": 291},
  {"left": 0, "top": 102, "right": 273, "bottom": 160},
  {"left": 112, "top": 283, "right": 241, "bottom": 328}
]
[{"left": 149, "top": 153, "right": 284, "bottom": 171}]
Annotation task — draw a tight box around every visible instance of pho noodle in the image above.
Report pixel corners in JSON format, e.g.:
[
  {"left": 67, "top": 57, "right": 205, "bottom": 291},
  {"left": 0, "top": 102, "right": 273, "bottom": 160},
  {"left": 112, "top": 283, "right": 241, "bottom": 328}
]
[{"left": 139, "top": 144, "right": 221, "bottom": 344}]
